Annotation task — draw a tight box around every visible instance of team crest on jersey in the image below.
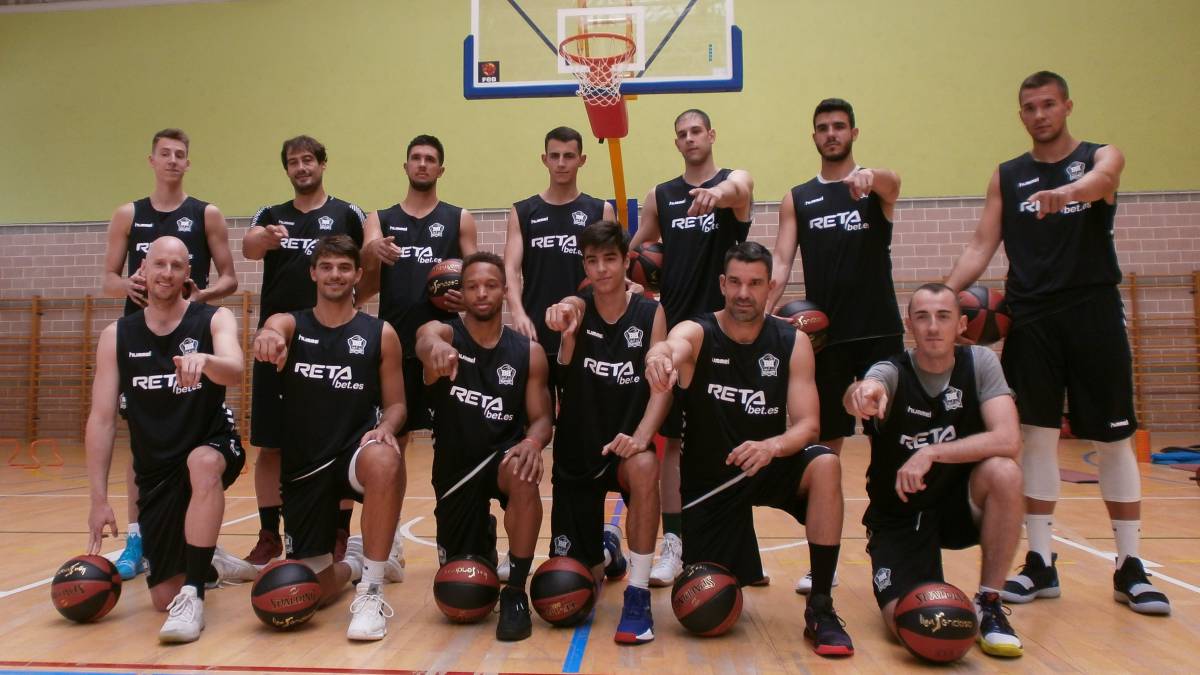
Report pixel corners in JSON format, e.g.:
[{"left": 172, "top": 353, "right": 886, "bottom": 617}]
[
  {"left": 874, "top": 567, "right": 892, "bottom": 592},
  {"left": 571, "top": 210, "right": 588, "bottom": 227},
  {"left": 347, "top": 335, "right": 366, "bottom": 355},
  {"left": 176, "top": 217, "right": 193, "bottom": 233},
  {"left": 943, "top": 386, "right": 963, "bottom": 411},
  {"left": 179, "top": 337, "right": 199, "bottom": 355},
  {"left": 428, "top": 222, "right": 445, "bottom": 238},
  {"left": 497, "top": 364, "right": 516, "bottom": 386},
  {"left": 1066, "top": 160, "right": 1086, "bottom": 182},
  {"left": 317, "top": 215, "right": 334, "bottom": 231},
  {"left": 624, "top": 326, "right": 643, "bottom": 348},
  {"left": 758, "top": 353, "right": 780, "bottom": 377},
  {"left": 553, "top": 535, "right": 572, "bottom": 556}
]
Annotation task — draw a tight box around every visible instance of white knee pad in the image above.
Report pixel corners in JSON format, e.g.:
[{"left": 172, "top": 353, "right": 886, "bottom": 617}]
[
  {"left": 299, "top": 553, "right": 334, "bottom": 574},
  {"left": 1021, "top": 425, "right": 1062, "bottom": 501},
  {"left": 1096, "top": 439, "right": 1141, "bottom": 503}
]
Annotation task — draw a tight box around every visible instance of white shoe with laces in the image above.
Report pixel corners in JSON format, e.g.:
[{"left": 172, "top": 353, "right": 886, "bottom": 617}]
[
  {"left": 159, "top": 585, "right": 205, "bottom": 643},
  {"left": 385, "top": 531, "right": 405, "bottom": 583},
  {"left": 794, "top": 569, "right": 840, "bottom": 594},
  {"left": 210, "top": 546, "right": 258, "bottom": 587},
  {"left": 347, "top": 582, "right": 393, "bottom": 641},
  {"left": 649, "top": 533, "right": 683, "bottom": 587},
  {"left": 496, "top": 552, "right": 511, "bottom": 583}
]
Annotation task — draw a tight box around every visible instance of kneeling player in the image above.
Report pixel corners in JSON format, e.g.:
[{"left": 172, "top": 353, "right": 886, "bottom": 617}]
[
  {"left": 544, "top": 221, "right": 671, "bottom": 644},
  {"left": 416, "top": 252, "right": 553, "bottom": 642},
  {"left": 254, "top": 235, "right": 407, "bottom": 641},
  {"left": 86, "top": 237, "right": 257, "bottom": 644},
  {"left": 846, "top": 283, "right": 1023, "bottom": 658},
  {"left": 645, "top": 242, "right": 853, "bottom": 657}
]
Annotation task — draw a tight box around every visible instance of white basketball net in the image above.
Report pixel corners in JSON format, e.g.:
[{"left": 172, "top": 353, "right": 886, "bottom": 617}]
[{"left": 559, "top": 33, "right": 635, "bottom": 108}]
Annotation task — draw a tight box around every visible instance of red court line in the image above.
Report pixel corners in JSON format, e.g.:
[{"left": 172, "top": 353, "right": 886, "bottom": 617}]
[{"left": 0, "top": 661, "right": 480, "bottom": 675}]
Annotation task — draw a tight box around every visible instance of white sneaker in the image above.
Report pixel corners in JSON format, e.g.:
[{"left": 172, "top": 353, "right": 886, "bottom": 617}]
[
  {"left": 344, "top": 535, "right": 364, "bottom": 582},
  {"left": 347, "top": 582, "right": 393, "bottom": 641},
  {"left": 496, "top": 552, "right": 511, "bottom": 583},
  {"left": 210, "top": 546, "right": 258, "bottom": 586},
  {"left": 649, "top": 533, "right": 683, "bottom": 587},
  {"left": 794, "top": 569, "right": 840, "bottom": 595},
  {"left": 385, "top": 532, "right": 405, "bottom": 583},
  {"left": 159, "top": 585, "right": 204, "bottom": 643}
]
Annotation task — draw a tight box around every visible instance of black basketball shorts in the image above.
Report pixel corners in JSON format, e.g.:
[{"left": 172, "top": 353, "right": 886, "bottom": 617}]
[
  {"left": 549, "top": 457, "right": 630, "bottom": 568},
  {"left": 281, "top": 444, "right": 368, "bottom": 560},
  {"left": 250, "top": 358, "right": 284, "bottom": 448},
  {"left": 433, "top": 451, "right": 507, "bottom": 566},
  {"left": 815, "top": 335, "right": 905, "bottom": 441},
  {"left": 400, "top": 357, "right": 431, "bottom": 433}
]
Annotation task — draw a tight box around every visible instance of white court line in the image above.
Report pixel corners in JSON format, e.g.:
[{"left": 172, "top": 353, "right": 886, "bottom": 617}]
[{"left": 1053, "top": 534, "right": 1200, "bottom": 594}]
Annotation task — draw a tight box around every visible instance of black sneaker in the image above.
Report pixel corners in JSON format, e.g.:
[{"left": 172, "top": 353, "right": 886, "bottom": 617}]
[
  {"left": 1001, "top": 551, "right": 1060, "bottom": 603},
  {"left": 975, "top": 591, "right": 1023, "bottom": 657},
  {"left": 1113, "top": 556, "right": 1171, "bottom": 615},
  {"left": 496, "top": 586, "right": 532, "bottom": 641},
  {"left": 803, "top": 594, "right": 854, "bottom": 657}
]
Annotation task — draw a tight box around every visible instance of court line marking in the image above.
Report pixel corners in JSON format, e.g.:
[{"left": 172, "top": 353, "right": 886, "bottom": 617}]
[{"left": 562, "top": 499, "right": 624, "bottom": 674}]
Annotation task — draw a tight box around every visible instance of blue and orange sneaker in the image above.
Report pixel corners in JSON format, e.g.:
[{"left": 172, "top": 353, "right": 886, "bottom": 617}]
[
  {"left": 602, "top": 524, "right": 627, "bottom": 580},
  {"left": 115, "top": 532, "right": 146, "bottom": 580},
  {"left": 614, "top": 586, "right": 654, "bottom": 644}
]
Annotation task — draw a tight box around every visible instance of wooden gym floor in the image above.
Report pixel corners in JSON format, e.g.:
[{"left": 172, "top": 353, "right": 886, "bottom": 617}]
[{"left": 1, "top": 433, "right": 1198, "bottom": 674}]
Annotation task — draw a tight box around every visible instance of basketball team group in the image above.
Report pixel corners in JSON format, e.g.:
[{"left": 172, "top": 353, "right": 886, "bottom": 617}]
[{"left": 78, "top": 69, "right": 1167, "bottom": 661}]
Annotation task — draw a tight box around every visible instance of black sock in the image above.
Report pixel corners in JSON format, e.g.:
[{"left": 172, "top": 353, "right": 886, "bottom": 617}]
[
  {"left": 259, "top": 505, "right": 281, "bottom": 533},
  {"left": 337, "top": 507, "right": 353, "bottom": 532},
  {"left": 185, "top": 544, "right": 216, "bottom": 600},
  {"left": 662, "top": 512, "right": 682, "bottom": 537},
  {"left": 807, "top": 543, "right": 840, "bottom": 598},
  {"left": 507, "top": 555, "right": 533, "bottom": 590}
]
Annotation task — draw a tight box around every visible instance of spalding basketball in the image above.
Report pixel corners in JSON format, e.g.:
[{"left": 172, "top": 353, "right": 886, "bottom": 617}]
[
  {"left": 51, "top": 555, "right": 122, "bottom": 623},
  {"left": 957, "top": 285, "right": 1011, "bottom": 346},
  {"left": 671, "top": 562, "right": 742, "bottom": 636},
  {"left": 629, "top": 242, "right": 663, "bottom": 292},
  {"left": 433, "top": 554, "right": 500, "bottom": 623},
  {"left": 251, "top": 560, "right": 321, "bottom": 630},
  {"left": 775, "top": 298, "right": 830, "bottom": 353},
  {"left": 530, "top": 556, "right": 596, "bottom": 626},
  {"left": 426, "top": 258, "right": 463, "bottom": 312},
  {"left": 894, "top": 582, "right": 978, "bottom": 663}
]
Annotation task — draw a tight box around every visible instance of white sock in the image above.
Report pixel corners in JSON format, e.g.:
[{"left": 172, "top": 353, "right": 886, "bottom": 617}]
[
  {"left": 1113, "top": 519, "right": 1141, "bottom": 567},
  {"left": 628, "top": 552, "right": 653, "bottom": 589},
  {"left": 1025, "top": 514, "right": 1054, "bottom": 566},
  {"left": 342, "top": 556, "right": 363, "bottom": 582},
  {"left": 362, "top": 558, "right": 386, "bottom": 587},
  {"left": 127, "top": 522, "right": 141, "bottom": 537}
]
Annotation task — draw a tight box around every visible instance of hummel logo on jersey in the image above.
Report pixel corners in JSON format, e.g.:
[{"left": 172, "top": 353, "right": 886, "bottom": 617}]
[
  {"left": 398, "top": 246, "right": 439, "bottom": 264},
  {"left": 280, "top": 237, "right": 319, "bottom": 255},
  {"left": 571, "top": 210, "right": 587, "bottom": 227},
  {"left": 943, "top": 386, "right": 963, "bottom": 411},
  {"left": 1109, "top": 419, "right": 1130, "bottom": 428},
  {"left": 179, "top": 338, "right": 198, "bottom": 355},
  {"left": 318, "top": 215, "right": 334, "bottom": 231},
  {"left": 803, "top": 196, "right": 824, "bottom": 206},
  {"left": 586, "top": 329, "right": 604, "bottom": 339},
  {"left": 347, "top": 335, "right": 366, "bottom": 355},
  {"left": 388, "top": 226, "right": 408, "bottom": 232},
  {"left": 1017, "top": 177, "right": 1040, "bottom": 188},
  {"left": 624, "top": 326, "right": 643, "bottom": 348},
  {"left": 810, "top": 210, "right": 867, "bottom": 231},
  {"left": 711, "top": 357, "right": 730, "bottom": 365},
  {"left": 293, "top": 363, "right": 364, "bottom": 390},
  {"left": 133, "top": 222, "right": 154, "bottom": 228},
  {"left": 128, "top": 351, "right": 151, "bottom": 358},
  {"left": 900, "top": 425, "right": 957, "bottom": 450},
  {"left": 531, "top": 216, "right": 550, "bottom": 224},
  {"left": 1066, "top": 160, "right": 1086, "bottom": 181},
  {"left": 429, "top": 222, "right": 445, "bottom": 238},
  {"left": 497, "top": 364, "right": 516, "bottom": 386},
  {"left": 449, "top": 385, "right": 514, "bottom": 421},
  {"left": 458, "top": 354, "right": 476, "bottom": 364},
  {"left": 298, "top": 334, "right": 320, "bottom": 344},
  {"left": 530, "top": 234, "right": 580, "bottom": 255},
  {"left": 584, "top": 358, "right": 639, "bottom": 385},
  {"left": 668, "top": 199, "right": 686, "bottom": 206},
  {"left": 706, "top": 384, "right": 780, "bottom": 415},
  {"left": 670, "top": 213, "right": 716, "bottom": 233},
  {"left": 758, "top": 353, "right": 779, "bottom": 377},
  {"left": 176, "top": 217, "right": 193, "bottom": 233},
  {"left": 907, "top": 406, "right": 932, "bottom": 418},
  {"left": 132, "top": 373, "right": 201, "bottom": 394},
  {"left": 279, "top": 220, "right": 295, "bottom": 226}
]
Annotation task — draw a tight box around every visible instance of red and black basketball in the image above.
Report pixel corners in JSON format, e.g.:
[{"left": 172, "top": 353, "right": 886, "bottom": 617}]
[
  {"left": 251, "top": 560, "right": 321, "bottom": 630},
  {"left": 957, "top": 285, "right": 1011, "bottom": 346},
  {"left": 530, "top": 556, "right": 596, "bottom": 626},
  {"left": 426, "top": 258, "right": 463, "bottom": 312},
  {"left": 774, "top": 298, "right": 830, "bottom": 353},
  {"left": 433, "top": 554, "right": 500, "bottom": 623},
  {"left": 628, "top": 242, "right": 663, "bottom": 292},
  {"left": 894, "top": 582, "right": 978, "bottom": 663},
  {"left": 671, "top": 562, "right": 743, "bottom": 636},
  {"left": 50, "top": 555, "right": 122, "bottom": 623}
]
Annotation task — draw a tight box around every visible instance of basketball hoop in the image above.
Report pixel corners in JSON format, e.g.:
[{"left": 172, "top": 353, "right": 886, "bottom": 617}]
[{"left": 559, "top": 32, "right": 635, "bottom": 139}]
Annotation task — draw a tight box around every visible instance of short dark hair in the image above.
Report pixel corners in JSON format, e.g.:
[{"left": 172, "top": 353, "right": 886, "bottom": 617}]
[
  {"left": 1019, "top": 70, "right": 1069, "bottom": 100},
  {"left": 908, "top": 282, "right": 960, "bottom": 316},
  {"left": 280, "top": 135, "right": 327, "bottom": 168},
  {"left": 812, "top": 98, "right": 855, "bottom": 128},
  {"left": 407, "top": 134, "right": 444, "bottom": 164},
  {"left": 723, "top": 241, "right": 772, "bottom": 276},
  {"left": 544, "top": 126, "right": 584, "bottom": 153},
  {"left": 462, "top": 251, "right": 505, "bottom": 283},
  {"left": 310, "top": 234, "right": 360, "bottom": 269},
  {"left": 151, "top": 128, "right": 189, "bottom": 153},
  {"left": 674, "top": 108, "right": 711, "bottom": 130},
  {"left": 579, "top": 220, "right": 628, "bottom": 258}
]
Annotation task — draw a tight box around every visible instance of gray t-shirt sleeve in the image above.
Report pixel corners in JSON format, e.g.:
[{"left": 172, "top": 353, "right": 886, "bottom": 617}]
[
  {"left": 971, "top": 345, "right": 1015, "bottom": 403},
  {"left": 863, "top": 360, "right": 900, "bottom": 400}
]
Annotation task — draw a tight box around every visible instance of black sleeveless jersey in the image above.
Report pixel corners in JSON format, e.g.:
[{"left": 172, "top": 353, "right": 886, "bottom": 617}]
[
  {"left": 278, "top": 309, "right": 383, "bottom": 481},
  {"left": 655, "top": 169, "right": 751, "bottom": 326},
  {"left": 998, "top": 141, "right": 1121, "bottom": 323},
  {"left": 428, "top": 319, "right": 530, "bottom": 489},
  {"left": 864, "top": 346, "right": 983, "bottom": 515},
  {"left": 125, "top": 196, "right": 211, "bottom": 315},
  {"left": 116, "top": 303, "right": 233, "bottom": 489},
  {"left": 515, "top": 193, "right": 607, "bottom": 354},
  {"left": 377, "top": 202, "right": 463, "bottom": 354},
  {"left": 555, "top": 293, "right": 659, "bottom": 480},
  {"left": 680, "top": 314, "right": 795, "bottom": 491},
  {"left": 250, "top": 197, "right": 366, "bottom": 325},
  {"left": 790, "top": 178, "right": 902, "bottom": 344}
]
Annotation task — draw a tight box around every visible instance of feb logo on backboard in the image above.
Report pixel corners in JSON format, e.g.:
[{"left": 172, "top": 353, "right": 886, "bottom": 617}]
[{"left": 478, "top": 61, "right": 500, "bottom": 83}]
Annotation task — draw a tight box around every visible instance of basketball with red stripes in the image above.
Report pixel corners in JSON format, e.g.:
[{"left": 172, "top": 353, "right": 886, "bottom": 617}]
[
  {"left": 671, "top": 562, "right": 742, "bottom": 636},
  {"left": 433, "top": 554, "right": 500, "bottom": 623},
  {"left": 251, "top": 560, "right": 322, "bottom": 630},
  {"left": 50, "top": 555, "right": 122, "bottom": 623},
  {"left": 530, "top": 555, "right": 596, "bottom": 626},
  {"left": 894, "top": 582, "right": 977, "bottom": 662}
]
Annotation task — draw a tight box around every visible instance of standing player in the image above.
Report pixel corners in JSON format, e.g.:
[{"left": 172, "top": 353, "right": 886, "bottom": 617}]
[
  {"left": 630, "top": 109, "right": 753, "bottom": 587},
  {"left": 416, "top": 252, "right": 553, "bottom": 642},
  {"left": 86, "top": 237, "right": 256, "bottom": 644},
  {"left": 946, "top": 71, "right": 1169, "bottom": 615},
  {"left": 253, "top": 235, "right": 408, "bottom": 641},
  {"left": 766, "top": 98, "right": 903, "bottom": 593},
  {"left": 100, "top": 128, "right": 239, "bottom": 582},
  {"left": 241, "top": 135, "right": 367, "bottom": 567},
  {"left": 846, "top": 283, "right": 1024, "bottom": 657},
  {"left": 543, "top": 221, "right": 671, "bottom": 645},
  {"left": 644, "top": 242, "right": 853, "bottom": 657}
]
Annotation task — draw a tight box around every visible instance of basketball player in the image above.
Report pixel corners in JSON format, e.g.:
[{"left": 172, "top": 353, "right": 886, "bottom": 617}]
[
  {"left": 86, "top": 237, "right": 256, "bottom": 644},
  {"left": 253, "top": 235, "right": 407, "bottom": 641},
  {"left": 767, "top": 98, "right": 904, "bottom": 593},
  {"left": 100, "top": 128, "right": 238, "bottom": 582},
  {"left": 543, "top": 221, "right": 671, "bottom": 644},
  {"left": 415, "top": 252, "right": 553, "bottom": 642},
  {"left": 241, "top": 135, "right": 367, "bottom": 568},
  {"left": 846, "top": 283, "right": 1023, "bottom": 657},
  {"left": 946, "top": 71, "right": 1169, "bottom": 615},
  {"left": 629, "top": 109, "right": 753, "bottom": 587},
  {"left": 644, "top": 242, "right": 853, "bottom": 657}
]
